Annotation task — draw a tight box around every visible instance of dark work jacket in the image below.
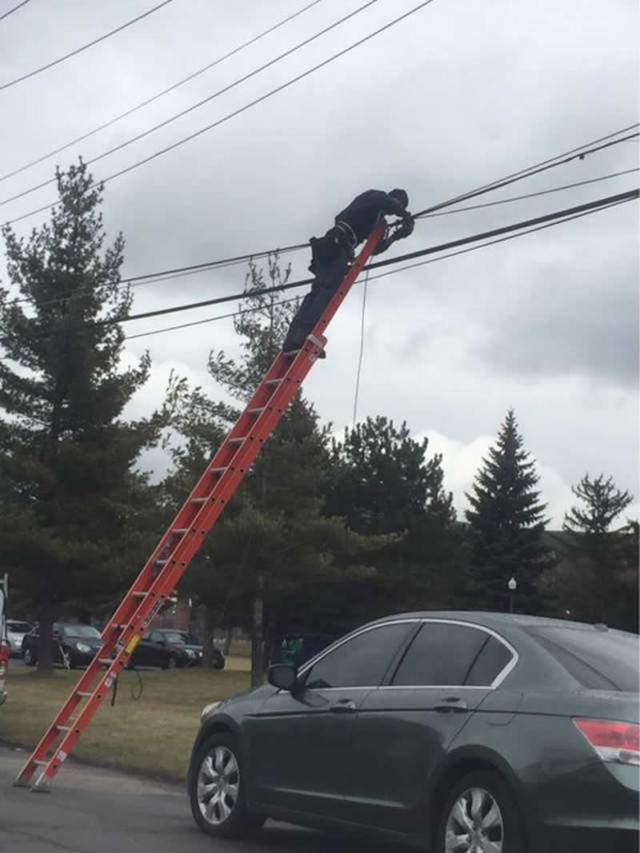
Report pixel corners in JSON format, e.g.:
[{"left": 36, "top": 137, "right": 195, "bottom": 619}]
[{"left": 334, "top": 189, "right": 407, "bottom": 244}]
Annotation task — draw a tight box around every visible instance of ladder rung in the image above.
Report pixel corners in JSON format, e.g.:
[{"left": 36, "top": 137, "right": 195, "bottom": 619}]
[
  {"left": 283, "top": 349, "right": 301, "bottom": 357},
  {"left": 172, "top": 528, "right": 189, "bottom": 535},
  {"left": 153, "top": 559, "right": 167, "bottom": 566},
  {"left": 211, "top": 467, "right": 227, "bottom": 474},
  {"left": 33, "top": 760, "right": 49, "bottom": 766},
  {"left": 98, "top": 658, "right": 112, "bottom": 666},
  {"left": 248, "top": 407, "right": 266, "bottom": 415},
  {"left": 191, "top": 497, "right": 206, "bottom": 504},
  {"left": 55, "top": 725, "right": 70, "bottom": 732},
  {"left": 265, "top": 378, "right": 284, "bottom": 386},
  {"left": 76, "top": 691, "right": 92, "bottom": 698},
  {"left": 131, "top": 591, "right": 147, "bottom": 598},
  {"left": 228, "top": 437, "right": 246, "bottom": 444}
]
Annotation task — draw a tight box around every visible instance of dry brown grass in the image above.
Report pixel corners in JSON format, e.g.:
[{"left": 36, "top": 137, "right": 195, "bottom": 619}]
[{"left": 0, "top": 662, "right": 251, "bottom": 780}]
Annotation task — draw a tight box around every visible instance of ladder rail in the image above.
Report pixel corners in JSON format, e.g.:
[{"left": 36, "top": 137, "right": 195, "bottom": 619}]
[{"left": 15, "top": 222, "right": 385, "bottom": 790}]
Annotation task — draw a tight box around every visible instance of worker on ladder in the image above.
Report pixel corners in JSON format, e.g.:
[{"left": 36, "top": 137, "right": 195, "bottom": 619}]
[{"left": 282, "top": 188, "right": 414, "bottom": 353}]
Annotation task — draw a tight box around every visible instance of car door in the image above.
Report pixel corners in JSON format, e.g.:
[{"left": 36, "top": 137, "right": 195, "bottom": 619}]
[
  {"left": 247, "top": 620, "right": 417, "bottom": 819},
  {"left": 131, "top": 633, "right": 158, "bottom": 667},
  {"left": 145, "top": 631, "right": 167, "bottom": 667},
  {"left": 349, "top": 620, "right": 514, "bottom": 831}
]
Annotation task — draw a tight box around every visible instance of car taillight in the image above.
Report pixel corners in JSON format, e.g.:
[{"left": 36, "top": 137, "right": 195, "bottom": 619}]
[
  {"left": 574, "top": 718, "right": 640, "bottom": 766},
  {"left": 0, "top": 642, "right": 8, "bottom": 675}
]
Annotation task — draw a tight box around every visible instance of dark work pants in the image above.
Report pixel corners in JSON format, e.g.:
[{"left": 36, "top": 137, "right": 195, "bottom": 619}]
[{"left": 283, "top": 243, "right": 351, "bottom": 349}]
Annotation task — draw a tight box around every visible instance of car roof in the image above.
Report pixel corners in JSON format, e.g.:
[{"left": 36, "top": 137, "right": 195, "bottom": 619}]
[{"left": 368, "top": 610, "right": 617, "bottom": 633}]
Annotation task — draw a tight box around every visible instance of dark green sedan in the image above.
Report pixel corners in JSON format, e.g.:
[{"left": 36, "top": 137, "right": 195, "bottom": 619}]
[{"left": 187, "top": 612, "right": 639, "bottom": 852}]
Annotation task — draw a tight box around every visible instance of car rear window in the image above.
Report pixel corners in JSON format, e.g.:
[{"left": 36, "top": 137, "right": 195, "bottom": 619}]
[
  {"left": 528, "top": 626, "right": 640, "bottom": 691},
  {"left": 8, "top": 622, "right": 31, "bottom": 633}
]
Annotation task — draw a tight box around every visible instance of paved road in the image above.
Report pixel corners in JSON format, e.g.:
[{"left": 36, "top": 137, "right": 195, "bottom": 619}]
[{"left": 0, "top": 746, "right": 384, "bottom": 853}]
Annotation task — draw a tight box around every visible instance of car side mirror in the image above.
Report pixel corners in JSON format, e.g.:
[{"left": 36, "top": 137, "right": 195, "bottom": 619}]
[{"left": 268, "top": 664, "right": 298, "bottom": 692}]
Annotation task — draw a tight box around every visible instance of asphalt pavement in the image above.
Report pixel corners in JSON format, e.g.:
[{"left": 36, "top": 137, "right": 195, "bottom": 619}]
[{"left": 0, "top": 745, "right": 383, "bottom": 853}]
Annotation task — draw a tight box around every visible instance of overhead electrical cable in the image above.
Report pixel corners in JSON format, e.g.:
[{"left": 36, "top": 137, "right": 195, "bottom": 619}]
[
  {"left": 0, "top": 1, "right": 174, "bottom": 92},
  {"left": 60, "top": 189, "right": 640, "bottom": 332},
  {"left": 0, "top": 0, "right": 382, "bottom": 207},
  {"left": 421, "top": 168, "right": 639, "bottom": 218},
  {"left": 0, "top": 0, "right": 325, "bottom": 184},
  {"left": 6, "top": 189, "right": 634, "bottom": 347},
  {"left": 0, "top": 0, "right": 31, "bottom": 22},
  {"left": 3, "top": 168, "right": 637, "bottom": 311},
  {"left": 3, "top": 0, "right": 437, "bottom": 226},
  {"left": 124, "top": 191, "right": 636, "bottom": 342},
  {"left": 414, "top": 127, "right": 640, "bottom": 217}
]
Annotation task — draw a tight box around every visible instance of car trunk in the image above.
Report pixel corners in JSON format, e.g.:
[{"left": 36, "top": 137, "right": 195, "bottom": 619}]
[{"left": 520, "top": 689, "right": 639, "bottom": 723}]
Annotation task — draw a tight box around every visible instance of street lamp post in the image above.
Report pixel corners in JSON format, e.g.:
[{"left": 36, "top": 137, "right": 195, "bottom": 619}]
[{"left": 507, "top": 577, "right": 517, "bottom": 613}]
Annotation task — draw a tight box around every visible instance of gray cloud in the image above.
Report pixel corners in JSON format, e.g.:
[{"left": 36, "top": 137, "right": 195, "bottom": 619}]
[{"left": 1, "top": 0, "right": 638, "bottom": 516}]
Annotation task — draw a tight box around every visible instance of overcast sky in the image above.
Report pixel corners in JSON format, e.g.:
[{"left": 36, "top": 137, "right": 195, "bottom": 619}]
[{"left": 1, "top": 0, "right": 638, "bottom": 527}]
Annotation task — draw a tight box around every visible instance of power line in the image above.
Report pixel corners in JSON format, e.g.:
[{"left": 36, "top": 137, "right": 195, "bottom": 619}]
[
  {"left": 421, "top": 168, "right": 639, "bottom": 218},
  {"left": 3, "top": 167, "right": 636, "bottom": 312},
  {"left": 414, "top": 127, "right": 639, "bottom": 217},
  {"left": 0, "top": 0, "right": 174, "bottom": 92},
  {"left": 124, "top": 190, "right": 635, "bottom": 342},
  {"left": 119, "top": 165, "right": 639, "bottom": 286},
  {"left": 3, "top": 0, "right": 437, "bottom": 227},
  {"left": 0, "top": 0, "right": 325, "bottom": 184},
  {"left": 0, "top": 0, "right": 31, "bottom": 22},
  {"left": 91, "top": 188, "right": 639, "bottom": 329},
  {"left": 0, "top": 0, "right": 381, "bottom": 207}
]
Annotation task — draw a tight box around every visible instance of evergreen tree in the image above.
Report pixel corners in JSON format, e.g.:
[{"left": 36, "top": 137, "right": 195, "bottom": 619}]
[
  {"left": 326, "top": 417, "right": 464, "bottom": 620},
  {"left": 465, "top": 410, "right": 548, "bottom": 613},
  {"left": 554, "top": 474, "right": 637, "bottom": 628},
  {"left": 0, "top": 161, "right": 165, "bottom": 671}
]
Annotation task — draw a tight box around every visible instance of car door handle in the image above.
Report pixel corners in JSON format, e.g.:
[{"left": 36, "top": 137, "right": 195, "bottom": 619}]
[
  {"left": 330, "top": 699, "right": 357, "bottom": 714},
  {"left": 432, "top": 697, "right": 468, "bottom": 713}
]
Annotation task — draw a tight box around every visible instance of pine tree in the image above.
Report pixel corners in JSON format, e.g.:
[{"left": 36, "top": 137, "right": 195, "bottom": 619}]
[
  {"left": 556, "top": 474, "right": 637, "bottom": 628},
  {"left": 465, "top": 410, "right": 548, "bottom": 613},
  {"left": 326, "top": 417, "right": 464, "bottom": 620},
  {"left": 0, "top": 161, "right": 165, "bottom": 671}
]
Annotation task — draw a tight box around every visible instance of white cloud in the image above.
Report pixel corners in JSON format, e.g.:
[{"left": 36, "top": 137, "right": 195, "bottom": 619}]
[{"left": 0, "top": 0, "right": 637, "bottom": 528}]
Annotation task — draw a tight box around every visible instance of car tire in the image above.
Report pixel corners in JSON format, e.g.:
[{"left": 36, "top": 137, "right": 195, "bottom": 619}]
[
  {"left": 213, "top": 657, "right": 225, "bottom": 670},
  {"left": 23, "top": 648, "right": 36, "bottom": 666},
  {"left": 166, "top": 654, "right": 178, "bottom": 670},
  {"left": 188, "top": 733, "right": 264, "bottom": 838},
  {"left": 436, "top": 769, "right": 527, "bottom": 853}
]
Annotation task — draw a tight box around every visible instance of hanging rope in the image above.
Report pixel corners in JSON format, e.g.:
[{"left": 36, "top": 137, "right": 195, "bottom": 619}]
[{"left": 352, "top": 266, "right": 370, "bottom": 425}]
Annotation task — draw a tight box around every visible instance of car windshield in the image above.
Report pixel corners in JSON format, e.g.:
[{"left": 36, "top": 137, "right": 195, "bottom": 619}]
[
  {"left": 161, "top": 631, "right": 197, "bottom": 645},
  {"left": 8, "top": 622, "right": 31, "bottom": 633},
  {"left": 61, "top": 626, "right": 101, "bottom": 640},
  {"left": 528, "top": 625, "right": 640, "bottom": 691}
]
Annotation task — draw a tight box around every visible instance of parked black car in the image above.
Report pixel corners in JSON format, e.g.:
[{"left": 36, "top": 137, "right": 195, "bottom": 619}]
[
  {"left": 129, "top": 629, "right": 225, "bottom": 670},
  {"left": 188, "top": 611, "right": 639, "bottom": 852},
  {"left": 22, "top": 623, "right": 102, "bottom": 668}
]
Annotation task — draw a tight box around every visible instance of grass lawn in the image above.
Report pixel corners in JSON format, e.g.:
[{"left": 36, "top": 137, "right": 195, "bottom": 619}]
[{"left": 0, "top": 658, "right": 252, "bottom": 781}]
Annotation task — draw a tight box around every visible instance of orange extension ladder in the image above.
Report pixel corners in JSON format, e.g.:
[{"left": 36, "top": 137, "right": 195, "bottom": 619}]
[{"left": 15, "top": 221, "right": 386, "bottom": 791}]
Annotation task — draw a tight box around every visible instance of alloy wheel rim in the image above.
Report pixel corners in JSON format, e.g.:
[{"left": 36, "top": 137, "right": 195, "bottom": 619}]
[
  {"left": 197, "top": 745, "right": 240, "bottom": 825},
  {"left": 445, "top": 786, "right": 504, "bottom": 853}
]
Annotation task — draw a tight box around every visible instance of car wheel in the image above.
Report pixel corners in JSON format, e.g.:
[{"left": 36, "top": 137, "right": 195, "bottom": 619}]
[
  {"left": 166, "top": 654, "right": 178, "bottom": 670},
  {"left": 188, "top": 733, "right": 264, "bottom": 838},
  {"left": 23, "top": 648, "right": 36, "bottom": 666},
  {"left": 437, "top": 769, "right": 526, "bottom": 853},
  {"left": 213, "top": 657, "right": 225, "bottom": 670}
]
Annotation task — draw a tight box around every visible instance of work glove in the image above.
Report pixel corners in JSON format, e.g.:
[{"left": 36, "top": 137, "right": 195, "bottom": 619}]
[{"left": 395, "top": 216, "right": 415, "bottom": 240}]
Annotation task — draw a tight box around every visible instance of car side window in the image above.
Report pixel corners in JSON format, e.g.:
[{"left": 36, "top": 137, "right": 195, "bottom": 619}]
[
  {"left": 391, "top": 622, "right": 489, "bottom": 687},
  {"left": 303, "top": 623, "right": 413, "bottom": 689},
  {"left": 465, "top": 635, "right": 514, "bottom": 686}
]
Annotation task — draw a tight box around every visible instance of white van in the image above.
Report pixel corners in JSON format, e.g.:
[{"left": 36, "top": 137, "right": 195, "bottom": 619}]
[{"left": 0, "top": 575, "right": 8, "bottom": 706}]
